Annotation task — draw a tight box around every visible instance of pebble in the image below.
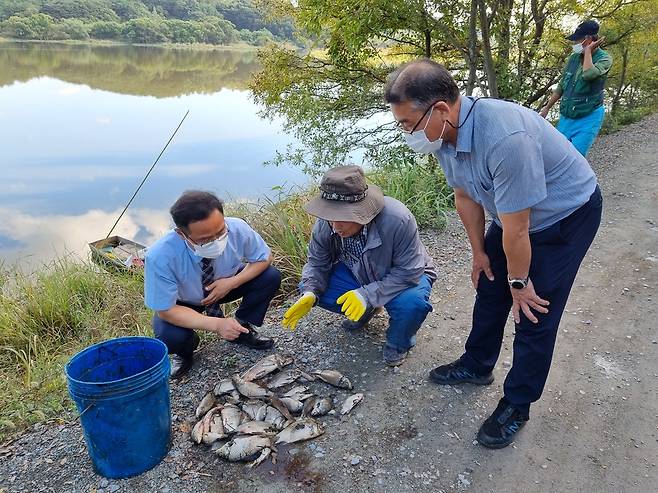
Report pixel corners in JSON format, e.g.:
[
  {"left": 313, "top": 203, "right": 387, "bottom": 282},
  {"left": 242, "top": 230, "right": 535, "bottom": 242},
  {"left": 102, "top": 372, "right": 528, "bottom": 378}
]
[
  {"left": 100, "top": 479, "right": 109, "bottom": 488},
  {"left": 350, "top": 455, "right": 362, "bottom": 465},
  {"left": 108, "top": 484, "right": 119, "bottom": 493}
]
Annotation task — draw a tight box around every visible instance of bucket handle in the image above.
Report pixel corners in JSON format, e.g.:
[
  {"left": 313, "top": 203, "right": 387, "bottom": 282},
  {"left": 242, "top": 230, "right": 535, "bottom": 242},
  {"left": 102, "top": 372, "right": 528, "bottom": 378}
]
[{"left": 77, "top": 403, "right": 95, "bottom": 419}]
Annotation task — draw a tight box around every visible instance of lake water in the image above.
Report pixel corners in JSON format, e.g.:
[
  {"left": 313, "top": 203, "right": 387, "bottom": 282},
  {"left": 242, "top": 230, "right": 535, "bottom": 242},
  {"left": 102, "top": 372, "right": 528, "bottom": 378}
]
[{"left": 0, "top": 42, "right": 308, "bottom": 268}]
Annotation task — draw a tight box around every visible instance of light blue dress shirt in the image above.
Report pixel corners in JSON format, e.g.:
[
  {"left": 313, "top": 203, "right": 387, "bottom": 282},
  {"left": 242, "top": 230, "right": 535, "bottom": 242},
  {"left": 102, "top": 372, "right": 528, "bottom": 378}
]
[
  {"left": 144, "top": 217, "right": 271, "bottom": 311},
  {"left": 434, "top": 96, "right": 597, "bottom": 232}
]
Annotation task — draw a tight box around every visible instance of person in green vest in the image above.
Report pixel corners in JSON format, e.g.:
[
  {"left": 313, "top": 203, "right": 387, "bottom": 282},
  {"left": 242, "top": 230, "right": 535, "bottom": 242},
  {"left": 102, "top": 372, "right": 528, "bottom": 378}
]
[{"left": 540, "top": 20, "right": 612, "bottom": 156}]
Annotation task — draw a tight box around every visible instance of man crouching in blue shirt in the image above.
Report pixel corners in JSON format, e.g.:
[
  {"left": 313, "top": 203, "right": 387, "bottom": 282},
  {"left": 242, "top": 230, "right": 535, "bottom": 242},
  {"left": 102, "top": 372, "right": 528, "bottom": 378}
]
[
  {"left": 145, "top": 191, "right": 280, "bottom": 379},
  {"left": 386, "top": 59, "right": 602, "bottom": 448}
]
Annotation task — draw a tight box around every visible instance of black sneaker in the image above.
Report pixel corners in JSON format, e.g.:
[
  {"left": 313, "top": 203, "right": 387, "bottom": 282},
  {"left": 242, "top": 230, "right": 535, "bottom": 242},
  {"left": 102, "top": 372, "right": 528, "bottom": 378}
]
[
  {"left": 429, "top": 359, "right": 494, "bottom": 385},
  {"left": 477, "top": 398, "right": 529, "bottom": 449},
  {"left": 341, "top": 307, "right": 381, "bottom": 331},
  {"left": 170, "top": 354, "right": 193, "bottom": 380},
  {"left": 230, "top": 320, "right": 275, "bottom": 350}
]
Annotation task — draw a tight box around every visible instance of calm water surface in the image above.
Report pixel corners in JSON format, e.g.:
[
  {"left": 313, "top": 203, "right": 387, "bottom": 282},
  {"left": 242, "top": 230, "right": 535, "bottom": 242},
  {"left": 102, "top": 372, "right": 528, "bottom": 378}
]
[{"left": 0, "top": 42, "right": 307, "bottom": 268}]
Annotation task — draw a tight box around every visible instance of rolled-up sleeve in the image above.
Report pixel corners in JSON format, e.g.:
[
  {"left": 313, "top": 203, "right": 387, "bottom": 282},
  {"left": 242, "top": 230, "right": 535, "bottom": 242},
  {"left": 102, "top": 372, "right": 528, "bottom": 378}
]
[
  {"left": 488, "top": 131, "right": 547, "bottom": 214},
  {"left": 582, "top": 54, "right": 612, "bottom": 81},
  {"left": 144, "top": 254, "right": 178, "bottom": 311}
]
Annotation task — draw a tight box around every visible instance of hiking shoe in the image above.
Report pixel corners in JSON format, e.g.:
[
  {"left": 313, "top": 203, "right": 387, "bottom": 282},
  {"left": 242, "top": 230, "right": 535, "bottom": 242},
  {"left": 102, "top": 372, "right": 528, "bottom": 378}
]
[
  {"left": 429, "top": 359, "right": 494, "bottom": 385},
  {"left": 383, "top": 344, "right": 408, "bottom": 367},
  {"left": 230, "top": 319, "right": 275, "bottom": 350},
  {"left": 170, "top": 354, "right": 193, "bottom": 380},
  {"left": 341, "top": 307, "right": 382, "bottom": 331},
  {"left": 477, "top": 398, "right": 529, "bottom": 449}
]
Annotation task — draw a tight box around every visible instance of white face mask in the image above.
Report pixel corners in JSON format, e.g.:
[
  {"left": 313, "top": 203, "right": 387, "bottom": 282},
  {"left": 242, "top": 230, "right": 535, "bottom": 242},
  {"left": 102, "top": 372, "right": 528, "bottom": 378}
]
[
  {"left": 186, "top": 233, "right": 229, "bottom": 259},
  {"left": 572, "top": 43, "right": 584, "bottom": 54},
  {"left": 404, "top": 106, "right": 448, "bottom": 154}
]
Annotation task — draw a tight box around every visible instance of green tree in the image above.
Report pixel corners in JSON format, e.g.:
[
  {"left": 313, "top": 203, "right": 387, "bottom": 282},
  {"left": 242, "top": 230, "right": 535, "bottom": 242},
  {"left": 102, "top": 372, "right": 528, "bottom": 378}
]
[
  {"left": 122, "top": 16, "right": 169, "bottom": 43},
  {"left": 0, "top": 0, "right": 40, "bottom": 21},
  {"left": 1, "top": 13, "right": 54, "bottom": 40},
  {"left": 40, "top": 0, "right": 119, "bottom": 22},
  {"left": 89, "top": 20, "right": 123, "bottom": 39}
]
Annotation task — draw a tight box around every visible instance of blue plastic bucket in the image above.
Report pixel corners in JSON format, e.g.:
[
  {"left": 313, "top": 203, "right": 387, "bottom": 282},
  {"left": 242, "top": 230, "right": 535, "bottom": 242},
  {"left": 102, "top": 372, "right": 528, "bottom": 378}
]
[{"left": 65, "top": 336, "right": 171, "bottom": 479}]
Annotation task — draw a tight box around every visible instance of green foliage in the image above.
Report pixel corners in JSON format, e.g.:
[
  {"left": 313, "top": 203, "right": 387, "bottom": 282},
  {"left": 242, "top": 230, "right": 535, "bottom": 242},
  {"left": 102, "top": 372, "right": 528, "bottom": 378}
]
[{"left": 0, "top": 0, "right": 300, "bottom": 45}]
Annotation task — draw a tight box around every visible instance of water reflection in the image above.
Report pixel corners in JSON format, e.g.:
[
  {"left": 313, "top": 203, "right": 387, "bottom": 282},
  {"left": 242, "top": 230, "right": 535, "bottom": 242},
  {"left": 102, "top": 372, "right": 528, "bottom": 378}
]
[
  {"left": 0, "top": 42, "right": 307, "bottom": 269},
  {"left": 0, "top": 42, "right": 261, "bottom": 96}
]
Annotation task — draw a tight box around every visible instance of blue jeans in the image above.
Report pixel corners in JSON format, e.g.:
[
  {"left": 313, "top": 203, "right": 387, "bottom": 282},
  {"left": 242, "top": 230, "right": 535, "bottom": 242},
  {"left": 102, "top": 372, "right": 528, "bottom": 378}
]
[
  {"left": 557, "top": 105, "right": 605, "bottom": 157},
  {"left": 308, "top": 262, "right": 433, "bottom": 351}
]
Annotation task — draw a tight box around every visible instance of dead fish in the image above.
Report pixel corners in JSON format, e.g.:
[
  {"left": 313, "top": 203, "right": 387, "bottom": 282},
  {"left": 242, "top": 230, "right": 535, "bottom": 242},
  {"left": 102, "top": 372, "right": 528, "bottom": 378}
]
[
  {"left": 241, "top": 401, "right": 268, "bottom": 421},
  {"left": 214, "top": 435, "right": 272, "bottom": 462},
  {"left": 283, "top": 386, "right": 314, "bottom": 402},
  {"left": 275, "top": 418, "right": 325, "bottom": 444},
  {"left": 195, "top": 391, "right": 216, "bottom": 419},
  {"left": 213, "top": 378, "right": 235, "bottom": 397},
  {"left": 265, "top": 369, "right": 300, "bottom": 389},
  {"left": 221, "top": 403, "right": 243, "bottom": 434},
  {"left": 236, "top": 420, "right": 276, "bottom": 436},
  {"left": 340, "top": 393, "right": 364, "bottom": 415},
  {"left": 241, "top": 354, "right": 294, "bottom": 382},
  {"left": 298, "top": 370, "right": 317, "bottom": 382},
  {"left": 190, "top": 419, "right": 205, "bottom": 444},
  {"left": 232, "top": 375, "right": 270, "bottom": 399},
  {"left": 301, "top": 396, "right": 332, "bottom": 417},
  {"left": 202, "top": 408, "right": 227, "bottom": 445},
  {"left": 312, "top": 370, "right": 353, "bottom": 390},
  {"left": 263, "top": 405, "right": 287, "bottom": 430},
  {"left": 267, "top": 395, "right": 294, "bottom": 422},
  {"left": 280, "top": 397, "right": 304, "bottom": 414},
  {"left": 249, "top": 447, "right": 272, "bottom": 468}
]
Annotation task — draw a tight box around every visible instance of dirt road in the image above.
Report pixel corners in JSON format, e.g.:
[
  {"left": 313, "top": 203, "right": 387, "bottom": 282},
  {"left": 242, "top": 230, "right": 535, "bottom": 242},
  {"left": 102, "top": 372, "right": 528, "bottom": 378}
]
[{"left": 1, "top": 115, "right": 656, "bottom": 493}]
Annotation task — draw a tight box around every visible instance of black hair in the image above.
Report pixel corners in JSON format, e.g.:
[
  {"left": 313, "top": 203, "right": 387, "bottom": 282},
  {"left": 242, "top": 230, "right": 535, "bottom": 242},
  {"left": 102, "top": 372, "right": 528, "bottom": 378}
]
[
  {"left": 384, "top": 58, "right": 460, "bottom": 108},
  {"left": 170, "top": 190, "right": 224, "bottom": 231}
]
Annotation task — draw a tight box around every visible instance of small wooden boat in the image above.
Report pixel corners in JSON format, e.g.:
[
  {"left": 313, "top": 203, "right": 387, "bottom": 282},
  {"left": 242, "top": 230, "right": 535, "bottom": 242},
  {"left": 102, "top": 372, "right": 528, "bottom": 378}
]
[{"left": 89, "top": 236, "right": 146, "bottom": 273}]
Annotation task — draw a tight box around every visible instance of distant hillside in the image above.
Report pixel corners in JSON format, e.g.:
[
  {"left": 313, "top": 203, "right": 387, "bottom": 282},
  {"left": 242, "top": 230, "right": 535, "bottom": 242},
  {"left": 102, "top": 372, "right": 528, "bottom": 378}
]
[{"left": 0, "top": 0, "right": 297, "bottom": 46}]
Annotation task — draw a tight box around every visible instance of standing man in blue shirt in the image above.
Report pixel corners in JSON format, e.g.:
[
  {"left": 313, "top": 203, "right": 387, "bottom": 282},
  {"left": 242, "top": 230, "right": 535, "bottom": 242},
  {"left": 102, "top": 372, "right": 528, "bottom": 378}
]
[
  {"left": 145, "top": 191, "right": 280, "bottom": 379},
  {"left": 385, "top": 59, "right": 602, "bottom": 448}
]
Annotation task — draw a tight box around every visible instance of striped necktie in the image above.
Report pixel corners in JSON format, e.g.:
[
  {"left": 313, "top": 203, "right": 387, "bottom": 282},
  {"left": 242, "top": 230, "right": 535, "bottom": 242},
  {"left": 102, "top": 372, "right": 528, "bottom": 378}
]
[{"left": 200, "top": 258, "right": 224, "bottom": 317}]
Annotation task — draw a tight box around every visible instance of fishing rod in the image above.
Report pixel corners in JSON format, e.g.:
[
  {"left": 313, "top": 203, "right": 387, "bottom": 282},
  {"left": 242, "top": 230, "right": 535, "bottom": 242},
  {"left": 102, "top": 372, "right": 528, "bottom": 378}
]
[{"left": 105, "top": 110, "right": 190, "bottom": 239}]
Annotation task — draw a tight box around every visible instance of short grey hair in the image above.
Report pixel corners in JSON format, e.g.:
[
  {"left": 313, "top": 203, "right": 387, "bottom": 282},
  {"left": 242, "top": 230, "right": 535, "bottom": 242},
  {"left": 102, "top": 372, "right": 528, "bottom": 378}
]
[{"left": 384, "top": 59, "right": 459, "bottom": 109}]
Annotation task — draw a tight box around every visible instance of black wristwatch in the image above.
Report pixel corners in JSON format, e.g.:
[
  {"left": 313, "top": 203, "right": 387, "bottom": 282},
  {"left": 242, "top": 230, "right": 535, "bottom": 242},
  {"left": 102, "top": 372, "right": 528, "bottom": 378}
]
[{"left": 508, "top": 276, "right": 529, "bottom": 290}]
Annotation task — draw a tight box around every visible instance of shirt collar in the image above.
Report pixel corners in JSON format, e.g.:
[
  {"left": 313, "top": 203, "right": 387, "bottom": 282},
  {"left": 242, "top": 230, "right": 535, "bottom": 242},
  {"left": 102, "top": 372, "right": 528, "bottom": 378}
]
[{"left": 454, "top": 95, "right": 475, "bottom": 156}]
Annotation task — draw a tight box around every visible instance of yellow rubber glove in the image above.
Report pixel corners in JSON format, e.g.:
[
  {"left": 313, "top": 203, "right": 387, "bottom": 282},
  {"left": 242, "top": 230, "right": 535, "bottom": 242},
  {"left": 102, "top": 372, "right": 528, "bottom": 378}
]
[
  {"left": 282, "top": 292, "right": 316, "bottom": 330},
  {"left": 336, "top": 290, "right": 367, "bottom": 322}
]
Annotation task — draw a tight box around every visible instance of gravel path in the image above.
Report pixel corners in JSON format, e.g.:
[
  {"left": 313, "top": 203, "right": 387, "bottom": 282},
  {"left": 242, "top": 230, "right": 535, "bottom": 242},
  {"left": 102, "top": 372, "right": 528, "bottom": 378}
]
[{"left": 1, "top": 114, "right": 657, "bottom": 493}]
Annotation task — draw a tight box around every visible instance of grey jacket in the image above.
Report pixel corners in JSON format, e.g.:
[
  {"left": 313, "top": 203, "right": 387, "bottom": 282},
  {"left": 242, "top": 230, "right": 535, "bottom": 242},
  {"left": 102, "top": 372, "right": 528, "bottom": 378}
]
[{"left": 301, "top": 196, "right": 437, "bottom": 307}]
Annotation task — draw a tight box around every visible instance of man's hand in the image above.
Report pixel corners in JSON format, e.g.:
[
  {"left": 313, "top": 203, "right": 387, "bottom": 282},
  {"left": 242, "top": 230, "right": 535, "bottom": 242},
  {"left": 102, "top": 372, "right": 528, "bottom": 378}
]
[
  {"left": 337, "top": 290, "right": 367, "bottom": 322},
  {"left": 471, "top": 251, "right": 494, "bottom": 289},
  {"left": 539, "top": 106, "right": 550, "bottom": 119},
  {"left": 282, "top": 292, "right": 316, "bottom": 330},
  {"left": 201, "top": 278, "right": 235, "bottom": 305},
  {"left": 208, "top": 317, "right": 249, "bottom": 340},
  {"left": 510, "top": 278, "right": 550, "bottom": 324},
  {"left": 584, "top": 36, "right": 605, "bottom": 52}
]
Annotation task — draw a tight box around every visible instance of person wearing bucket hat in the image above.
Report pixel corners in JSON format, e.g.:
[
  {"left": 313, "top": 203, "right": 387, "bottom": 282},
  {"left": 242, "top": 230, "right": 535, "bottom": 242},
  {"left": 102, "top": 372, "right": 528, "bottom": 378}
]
[
  {"left": 540, "top": 20, "right": 612, "bottom": 156},
  {"left": 144, "top": 191, "right": 281, "bottom": 379},
  {"left": 385, "top": 59, "right": 602, "bottom": 448},
  {"left": 282, "top": 165, "right": 437, "bottom": 367}
]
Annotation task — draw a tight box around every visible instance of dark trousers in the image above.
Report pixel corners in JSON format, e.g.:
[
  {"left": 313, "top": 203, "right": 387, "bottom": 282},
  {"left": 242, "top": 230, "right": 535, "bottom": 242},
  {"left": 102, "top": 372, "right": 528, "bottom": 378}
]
[
  {"left": 460, "top": 186, "right": 602, "bottom": 416},
  {"left": 152, "top": 265, "right": 281, "bottom": 358}
]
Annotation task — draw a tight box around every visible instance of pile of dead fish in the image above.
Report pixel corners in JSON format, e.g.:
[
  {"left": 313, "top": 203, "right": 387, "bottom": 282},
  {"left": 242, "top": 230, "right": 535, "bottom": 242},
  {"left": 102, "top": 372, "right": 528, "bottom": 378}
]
[{"left": 189, "top": 354, "right": 364, "bottom": 468}]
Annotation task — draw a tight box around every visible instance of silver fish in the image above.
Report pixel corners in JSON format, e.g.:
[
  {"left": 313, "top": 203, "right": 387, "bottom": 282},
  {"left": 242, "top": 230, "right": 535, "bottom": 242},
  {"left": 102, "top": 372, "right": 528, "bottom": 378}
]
[
  {"left": 301, "top": 396, "right": 332, "bottom": 417},
  {"left": 340, "top": 393, "right": 364, "bottom": 415},
  {"left": 263, "top": 405, "right": 287, "bottom": 430},
  {"left": 214, "top": 435, "right": 272, "bottom": 462},
  {"left": 195, "top": 391, "right": 216, "bottom": 419},
  {"left": 248, "top": 447, "right": 272, "bottom": 468},
  {"left": 267, "top": 395, "right": 294, "bottom": 422},
  {"left": 213, "top": 378, "right": 235, "bottom": 397},
  {"left": 236, "top": 420, "right": 276, "bottom": 436},
  {"left": 241, "top": 354, "right": 294, "bottom": 382},
  {"left": 280, "top": 397, "right": 304, "bottom": 414},
  {"left": 283, "top": 385, "right": 314, "bottom": 402},
  {"left": 190, "top": 419, "right": 205, "bottom": 444},
  {"left": 241, "top": 401, "right": 268, "bottom": 421},
  {"left": 265, "top": 369, "right": 300, "bottom": 389},
  {"left": 202, "top": 408, "right": 227, "bottom": 444},
  {"left": 275, "top": 418, "right": 325, "bottom": 444},
  {"left": 221, "top": 403, "right": 243, "bottom": 434},
  {"left": 312, "top": 370, "right": 353, "bottom": 390},
  {"left": 232, "top": 375, "right": 270, "bottom": 399}
]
